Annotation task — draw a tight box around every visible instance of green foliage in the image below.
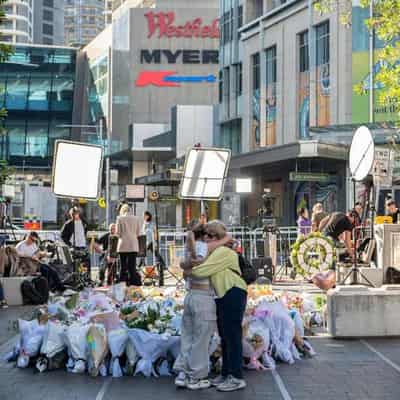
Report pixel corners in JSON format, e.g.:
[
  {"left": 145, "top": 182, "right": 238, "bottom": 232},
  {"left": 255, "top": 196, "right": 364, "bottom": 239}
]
[{"left": 314, "top": 0, "right": 400, "bottom": 121}]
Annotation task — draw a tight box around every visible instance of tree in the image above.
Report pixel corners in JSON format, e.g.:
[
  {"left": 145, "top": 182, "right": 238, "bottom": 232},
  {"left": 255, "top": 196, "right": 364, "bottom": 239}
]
[{"left": 315, "top": 0, "right": 400, "bottom": 117}]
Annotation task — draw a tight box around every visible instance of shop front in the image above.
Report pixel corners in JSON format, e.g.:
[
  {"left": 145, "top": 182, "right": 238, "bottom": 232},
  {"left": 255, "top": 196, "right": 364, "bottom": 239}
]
[{"left": 227, "top": 140, "right": 348, "bottom": 227}]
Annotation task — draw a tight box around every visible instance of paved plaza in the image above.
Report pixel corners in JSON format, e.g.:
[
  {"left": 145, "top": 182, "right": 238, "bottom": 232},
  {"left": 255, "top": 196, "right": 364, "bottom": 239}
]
[{"left": 1, "top": 305, "right": 400, "bottom": 400}]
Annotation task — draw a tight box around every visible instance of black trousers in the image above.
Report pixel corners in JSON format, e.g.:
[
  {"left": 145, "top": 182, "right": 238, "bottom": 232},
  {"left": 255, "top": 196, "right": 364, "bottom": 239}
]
[
  {"left": 216, "top": 287, "right": 247, "bottom": 379},
  {"left": 119, "top": 252, "right": 141, "bottom": 286},
  {"left": 39, "top": 264, "right": 65, "bottom": 292}
]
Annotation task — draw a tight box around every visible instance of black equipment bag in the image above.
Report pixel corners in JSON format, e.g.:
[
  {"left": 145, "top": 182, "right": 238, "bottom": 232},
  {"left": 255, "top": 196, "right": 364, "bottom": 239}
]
[
  {"left": 21, "top": 276, "right": 49, "bottom": 305},
  {"left": 386, "top": 267, "right": 400, "bottom": 284},
  {"left": 251, "top": 257, "right": 274, "bottom": 283},
  {"left": 137, "top": 235, "right": 147, "bottom": 258},
  {"left": 237, "top": 254, "right": 258, "bottom": 285}
]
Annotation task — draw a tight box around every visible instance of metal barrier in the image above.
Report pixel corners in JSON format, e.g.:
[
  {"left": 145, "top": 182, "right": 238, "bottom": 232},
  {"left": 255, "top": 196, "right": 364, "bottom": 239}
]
[{"left": 158, "top": 226, "right": 300, "bottom": 267}]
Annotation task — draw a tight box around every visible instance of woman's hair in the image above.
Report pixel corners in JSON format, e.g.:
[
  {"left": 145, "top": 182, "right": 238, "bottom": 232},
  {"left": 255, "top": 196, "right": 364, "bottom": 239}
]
[
  {"left": 206, "top": 220, "right": 227, "bottom": 240},
  {"left": 312, "top": 203, "right": 323, "bottom": 214},
  {"left": 298, "top": 207, "right": 307, "bottom": 217},
  {"left": 119, "top": 204, "right": 130, "bottom": 216},
  {"left": 144, "top": 211, "right": 152, "bottom": 222}
]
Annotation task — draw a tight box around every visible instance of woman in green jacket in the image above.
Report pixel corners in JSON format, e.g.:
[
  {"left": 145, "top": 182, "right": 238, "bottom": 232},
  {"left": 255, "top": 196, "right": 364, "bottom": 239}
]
[{"left": 192, "top": 221, "right": 247, "bottom": 392}]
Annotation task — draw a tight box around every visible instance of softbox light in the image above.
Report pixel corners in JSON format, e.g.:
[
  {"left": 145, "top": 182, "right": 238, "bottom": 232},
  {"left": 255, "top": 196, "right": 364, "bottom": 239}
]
[
  {"left": 179, "top": 147, "right": 231, "bottom": 201},
  {"left": 52, "top": 140, "right": 103, "bottom": 200}
]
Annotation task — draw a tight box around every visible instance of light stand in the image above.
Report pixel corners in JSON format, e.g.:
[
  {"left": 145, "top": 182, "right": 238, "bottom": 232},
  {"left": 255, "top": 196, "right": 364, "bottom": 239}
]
[{"left": 341, "top": 126, "right": 376, "bottom": 287}]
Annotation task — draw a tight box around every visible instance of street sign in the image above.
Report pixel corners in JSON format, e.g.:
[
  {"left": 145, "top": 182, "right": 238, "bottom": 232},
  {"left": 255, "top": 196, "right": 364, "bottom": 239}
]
[
  {"left": 373, "top": 148, "right": 393, "bottom": 187},
  {"left": 289, "top": 172, "right": 331, "bottom": 182},
  {"left": 126, "top": 185, "right": 145, "bottom": 201}
]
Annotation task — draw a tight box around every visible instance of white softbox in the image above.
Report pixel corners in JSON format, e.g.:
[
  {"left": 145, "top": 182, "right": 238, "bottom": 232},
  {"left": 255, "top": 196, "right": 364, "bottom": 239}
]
[
  {"left": 51, "top": 140, "right": 103, "bottom": 200},
  {"left": 179, "top": 147, "right": 231, "bottom": 201}
]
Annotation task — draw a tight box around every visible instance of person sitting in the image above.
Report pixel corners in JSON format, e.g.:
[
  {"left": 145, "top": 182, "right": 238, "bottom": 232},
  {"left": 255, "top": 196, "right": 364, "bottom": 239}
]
[
  {"left": 15, "top": 231, "right": 65, "bottom": 292},
  {"left": 386, "top": 199, "right": 400, "bottom": 224},
  {"left": 94, "top": 223, "right": 118, "bottom": 286}
]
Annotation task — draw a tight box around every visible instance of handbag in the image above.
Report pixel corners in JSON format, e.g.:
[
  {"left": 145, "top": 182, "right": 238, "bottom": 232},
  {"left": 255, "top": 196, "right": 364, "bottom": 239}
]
[{"left": 137, "top": 235, "right": 147, "bottom": 258}]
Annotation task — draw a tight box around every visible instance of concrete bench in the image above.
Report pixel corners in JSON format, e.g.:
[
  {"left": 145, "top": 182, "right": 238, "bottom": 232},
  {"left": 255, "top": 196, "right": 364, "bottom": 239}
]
[
  {"left": 0, "top": 277, "right": 33, "bottom": 306},
  {"left": 328, "top": 285, "right": 400, "bottom": 337}
]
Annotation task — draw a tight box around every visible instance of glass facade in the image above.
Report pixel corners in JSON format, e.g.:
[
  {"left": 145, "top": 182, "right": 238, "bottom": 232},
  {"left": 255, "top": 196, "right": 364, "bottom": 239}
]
[
  {"left": 0, "top": 45, "right": 76, "bottom": 167},
  {"left": 298, "top": 30, "right": 310, "bottom": 139},
  {"left": 265, "top": 45, "right": 277, "bottom": 145}
]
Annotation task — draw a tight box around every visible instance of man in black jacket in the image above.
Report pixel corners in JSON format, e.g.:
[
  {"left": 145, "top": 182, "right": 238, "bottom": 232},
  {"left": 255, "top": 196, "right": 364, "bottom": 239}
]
[{"left": 61, "top": 207, "right": 88, "bottom": 248}]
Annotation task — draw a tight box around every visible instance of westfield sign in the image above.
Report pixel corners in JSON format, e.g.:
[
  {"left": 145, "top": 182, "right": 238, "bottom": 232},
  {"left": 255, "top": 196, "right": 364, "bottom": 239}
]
[{"left": 145, "top": 11, "right": 219, "bottom": 39}]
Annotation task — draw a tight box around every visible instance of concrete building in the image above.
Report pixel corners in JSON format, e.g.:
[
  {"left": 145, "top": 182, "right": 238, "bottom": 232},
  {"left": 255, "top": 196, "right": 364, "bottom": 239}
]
[
  {"left": 33, "top": 0, "right": 64, "bottom": 45},
  {"left": 2, "top": 0, "right": 34, "bottom": 44},
  {"left": 76, "top": 0, "right": 220, "bottom": 225},
  {"left": 0, "top": 44, "right": 78, "bottom": 225},
  {"left": 64, "top": 0, "right": 105, "bottom": 46},
  {"left": 216, "top": 0, "right": 364, "bottom": 226}
]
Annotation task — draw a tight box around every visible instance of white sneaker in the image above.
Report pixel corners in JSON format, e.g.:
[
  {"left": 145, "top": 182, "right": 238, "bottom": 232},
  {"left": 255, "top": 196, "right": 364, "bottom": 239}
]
[
  {"left": 210, "top": 375, "right": 226, "bottom": 386},
  {"left": 186, "top": 378, "right": 211, "bottom": 390},
  {"left": 175, "top": 372, "right": 186, "bottom": 388},
  {"left": 217, "top": 375, "right": 246, "bottom": 392}
]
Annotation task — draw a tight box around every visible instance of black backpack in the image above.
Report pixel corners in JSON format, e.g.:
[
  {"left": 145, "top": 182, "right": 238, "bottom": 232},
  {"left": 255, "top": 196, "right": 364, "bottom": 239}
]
[
  {"left": 236, "top": 254, "right": 257, "bottom": 285},
  {"left": 21, "top": 277, "right": 49, "bottom": 305}
]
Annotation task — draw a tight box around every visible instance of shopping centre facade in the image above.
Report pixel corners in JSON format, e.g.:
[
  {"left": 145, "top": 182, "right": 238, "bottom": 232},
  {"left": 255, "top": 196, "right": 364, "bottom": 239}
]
[{"left": 1, "top": 0, "right": 399, "bottom": 227}]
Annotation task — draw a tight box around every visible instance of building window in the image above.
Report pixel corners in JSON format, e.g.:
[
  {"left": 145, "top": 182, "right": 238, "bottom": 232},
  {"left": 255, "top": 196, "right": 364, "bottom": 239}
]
[
  {"left": 223, "top": 67, "right": 230, "bottom": 116},
  {"left": 298, "top": 30, "right": 310, "bottom": 139},
  {"left": 237, "top": 4, "right": 243, "bottom": 39},
  {"left": 235, "top": 63, "right": 242, "bottom": 97},
  {"left": 43, "top": 9, "right": 53, "bottom": 21},
  {"left": 252, "top": 53, "right": 260, "bottom": 91},
  {"left": 252, "top": 53, "right": 260, "bottom": 146},
  {"left": 315, "top": 21, "right": 330, "bottom": 126},
  {"left": 16, "top": 4, "right": 29, "bottom": 17},
  {"left": 43, "top": 23, "right": 53, "bottom": 35},
  {"left": 299, "top": 31, "right": 309, "bottom": 72},
  {"left": 43, "top": 0, "right": 54, "bottom": 7},
  {"left": 316, "top": 22, "right": 329, "bottom": 66},
  {"left": 265, "top": 46, "right": 277, "bottom": 145},
  {"left": 43, "top": 37, "right": 53, "bottom": 45},
  {"left": 218, "top": 70, "right": 223, "bottom": 104},
  {"left": 16, "top": 19, "right": 28, "bottom": 32}
]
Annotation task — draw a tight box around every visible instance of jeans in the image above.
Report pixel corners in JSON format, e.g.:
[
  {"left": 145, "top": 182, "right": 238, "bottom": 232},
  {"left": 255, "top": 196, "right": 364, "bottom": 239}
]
[
  {"left": 216, "top": 287, "right": 247, "bottom": 379},
  {"left": 119, "top": 252, "right": 141, "bottom": 286},
  {"left": 174, "top": 290, "right": 216, "bottom": 379}
]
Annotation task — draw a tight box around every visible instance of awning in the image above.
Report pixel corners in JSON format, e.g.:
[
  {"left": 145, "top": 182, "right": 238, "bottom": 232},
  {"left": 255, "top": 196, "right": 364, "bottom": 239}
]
[
  {"left": 109, "top": 147, "right": 176, "bottom": 162},
  {"left": 230, "top": 140, "right": 348, "bottom": 170},
  {"left": 135, "top": 169, "right": 183, "bottom": 186}
]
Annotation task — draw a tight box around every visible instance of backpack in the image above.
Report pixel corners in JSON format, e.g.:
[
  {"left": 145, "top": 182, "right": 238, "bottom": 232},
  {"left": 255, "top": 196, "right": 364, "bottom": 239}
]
[
  {"left": 237, "top": 254, "right": 258, "bottom": 285},
  {"left": 21, "top": 276, "right": 49, "bottom": 305}
]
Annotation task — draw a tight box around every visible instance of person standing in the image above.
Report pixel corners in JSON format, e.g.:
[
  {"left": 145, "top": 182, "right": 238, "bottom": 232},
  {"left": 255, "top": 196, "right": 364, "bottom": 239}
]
[
  {"left": 142, "top": 211, "right": 155, "bottom": 265},
  {"left": 60, "top": 207, "right": 88, "bottom": 249},
  {"left": 94, "top": 223, "right": 118, "bottom": 286},
  {"left": 192, "top": 221, "right": 247, "bottom": 392},
  {"left": 311, "top": 203, "right": 327, "bottom": 232},
  {"left": 297, "top": 207, "right": 311, "bottom": 236},
  {"left": 116, "top": 204, "right": 142, "bottom": 286},
  {"left": 386, "top": 199, "right": 400, "bottom": 224}
]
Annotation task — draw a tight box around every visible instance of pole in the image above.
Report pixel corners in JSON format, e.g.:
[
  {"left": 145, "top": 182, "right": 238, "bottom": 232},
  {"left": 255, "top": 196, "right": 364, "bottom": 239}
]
[
  {"left": 369, "top": 0, "right": 374, "bottom": 123},
  {"left": 104, "top": 117, "right": 110, "bottom": 227}
]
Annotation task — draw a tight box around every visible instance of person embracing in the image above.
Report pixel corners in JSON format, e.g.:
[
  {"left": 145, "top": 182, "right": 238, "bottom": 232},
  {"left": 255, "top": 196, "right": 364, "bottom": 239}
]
[
  {"left": 174, "top": 222, "right": 230, "bottom": 390},
  {"left": 191, "top": 221, "right": 248, "bottom": 392}
]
